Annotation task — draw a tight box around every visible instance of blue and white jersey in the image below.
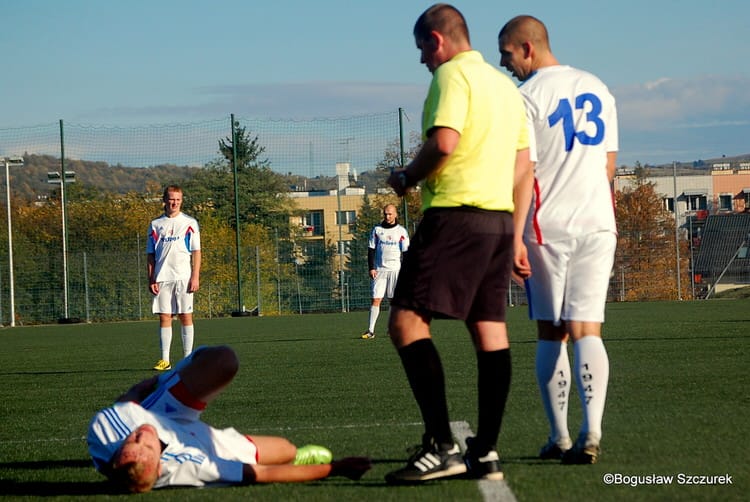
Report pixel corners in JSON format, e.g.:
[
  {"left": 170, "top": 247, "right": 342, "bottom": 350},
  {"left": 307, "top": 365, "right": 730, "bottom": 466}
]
[
  {"left": 146, "top": 212, "right": 200, "bottom": 282},
  {"left": 369, "top": 224, "right": 409, "bottom": 271},
  {"left": 520, "top": 65, "right": 618, "bottom": 244},
  {"left": 87, "top": 400, "right": 257, "bottom": 488}
]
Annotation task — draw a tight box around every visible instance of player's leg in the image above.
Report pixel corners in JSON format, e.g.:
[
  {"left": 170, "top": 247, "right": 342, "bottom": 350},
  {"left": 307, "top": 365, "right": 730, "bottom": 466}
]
[
  {"left": 178, "top": 313, "right": 194, "bottom": 357},
  {"left": 526, "top": 240, "right": 573, "bottom": 457},
  {"left": 177, "top": 345, "right": 238, "bottom": 404},
  {"left": 465, "top": 320, "right": 509, "bottom": 480},
  {"left": 152, "top": 282, "right": 175, "bottom": 370},
  {"left": 364, "top": 287, "right": 383, "bottom": 338},
  {"left": 250, "top": 435, "right": 333, "bottom": 466},
  {"left": 176, "top": 279, "right": 195, "bottom": 357},
  {"left": 561, "top": 231, "right": 616, "bottom": 464},
  {"left": 536, "top": 321, "right": 572, "bottom": 458},
  {"left": 251, "top": 436, "right": 298, "bottom": 464},
  {"left": 158, "top": 313, "right": 173, "bottom": 362},
  {"left": 462, "top": 211, "right": 513, "bottom": 480}
]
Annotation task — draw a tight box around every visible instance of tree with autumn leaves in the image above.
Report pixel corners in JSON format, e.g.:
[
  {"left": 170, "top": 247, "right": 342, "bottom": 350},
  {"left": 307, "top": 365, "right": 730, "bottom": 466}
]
[{"left": 614, "top": 173, "right": 691, "bottom": 300}]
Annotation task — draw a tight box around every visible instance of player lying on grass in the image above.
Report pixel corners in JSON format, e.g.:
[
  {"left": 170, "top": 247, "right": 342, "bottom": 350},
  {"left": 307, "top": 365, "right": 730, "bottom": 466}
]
[{"left": 87, "top": 345, "right": 371, "bottom": 492}]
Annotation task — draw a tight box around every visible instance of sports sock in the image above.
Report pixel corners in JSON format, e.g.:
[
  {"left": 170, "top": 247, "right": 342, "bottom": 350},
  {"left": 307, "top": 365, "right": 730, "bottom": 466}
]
[
  {"left": 536, "top": 340, "right": 571, "bottom": 444},
  {"left": 573, "top": 335, "right": 609, "bottom": 443},
  {"left": 474, "top": 349, "right": 511, "bottom": 455},
  {"left": 182, "top": 325, "right": 194, "bottom": 357},
  {"left": 159, "top": 327, "right": 172, "bottom": 362},
  {"left": 398, "top": 338, "right": 453, "bottom": 448},
  {"left": 368, "top": 305, "right": 380, "bottom": 333}
]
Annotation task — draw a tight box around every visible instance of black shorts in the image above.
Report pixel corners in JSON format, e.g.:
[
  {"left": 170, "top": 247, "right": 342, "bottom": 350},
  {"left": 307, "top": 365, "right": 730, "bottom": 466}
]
[{"left": 392, "top": 206, "right": 514, "bottom": 322}]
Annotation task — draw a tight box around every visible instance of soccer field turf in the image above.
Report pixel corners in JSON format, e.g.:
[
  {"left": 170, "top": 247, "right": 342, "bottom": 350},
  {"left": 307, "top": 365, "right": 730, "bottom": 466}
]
[{"left": 0, "top": 300, "right": 746, "bottom": 501}]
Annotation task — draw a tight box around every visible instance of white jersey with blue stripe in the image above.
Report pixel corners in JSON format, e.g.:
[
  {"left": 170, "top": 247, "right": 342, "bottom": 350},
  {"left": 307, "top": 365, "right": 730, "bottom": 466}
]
[
  {"left": 87, "top": 350, "right": 257, "bottom": 489},
  {"left": 146, "top": 212, "right": 201, "bottom": 282}
]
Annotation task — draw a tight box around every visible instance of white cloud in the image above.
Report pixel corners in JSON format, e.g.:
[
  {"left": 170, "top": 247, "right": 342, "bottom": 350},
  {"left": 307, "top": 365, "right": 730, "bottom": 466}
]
[{"left": 614, "top": 75, "right": 750, "bottom": 131}]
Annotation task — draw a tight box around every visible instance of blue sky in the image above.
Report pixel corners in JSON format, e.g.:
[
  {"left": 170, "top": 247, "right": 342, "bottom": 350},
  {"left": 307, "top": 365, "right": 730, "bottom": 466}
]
[{"left": 2, "top": 0, "right": 749, "bottom": 167}]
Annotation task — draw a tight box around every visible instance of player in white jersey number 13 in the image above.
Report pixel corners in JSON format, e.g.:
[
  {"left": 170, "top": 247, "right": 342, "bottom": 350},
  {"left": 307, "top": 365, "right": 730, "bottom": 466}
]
[{"left": 499, "top": 15, "right": 618, "bottom": 465}]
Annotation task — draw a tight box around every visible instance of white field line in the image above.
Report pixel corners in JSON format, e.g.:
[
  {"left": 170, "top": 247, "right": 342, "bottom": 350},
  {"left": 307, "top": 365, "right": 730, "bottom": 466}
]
[{"left": 451, "top": 420, "right": 518, "bottom": 502}]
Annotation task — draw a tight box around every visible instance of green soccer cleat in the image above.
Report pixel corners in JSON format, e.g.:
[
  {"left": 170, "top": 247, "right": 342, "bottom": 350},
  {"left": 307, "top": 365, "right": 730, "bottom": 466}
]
[{"left": 294, "top": 444, "right": 333, "bottom": 465}]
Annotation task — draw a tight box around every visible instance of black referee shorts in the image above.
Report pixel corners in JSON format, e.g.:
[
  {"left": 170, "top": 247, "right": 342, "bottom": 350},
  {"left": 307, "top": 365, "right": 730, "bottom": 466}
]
[{"left": 392, "top": 206, "right": 514, "bottom": 323}]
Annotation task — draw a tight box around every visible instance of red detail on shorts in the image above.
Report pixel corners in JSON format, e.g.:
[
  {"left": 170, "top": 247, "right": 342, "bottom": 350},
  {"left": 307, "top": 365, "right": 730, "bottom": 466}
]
[
  {"left": 168, "top": 380, "right": 207, "bottom": 410},
  {"left": 245, "top": 435, "right": 260, "bottom": 462},
  {"left": 532, "top": 178, "right": 544, "bottom": 244}
]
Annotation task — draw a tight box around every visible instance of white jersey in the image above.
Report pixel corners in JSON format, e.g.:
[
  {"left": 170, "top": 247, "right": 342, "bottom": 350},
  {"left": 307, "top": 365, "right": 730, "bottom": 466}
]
[
  {"left": 147, "top": 212, "right": 201, "bottom": 282},
  {"left": 87, "top": 401, "right": 256, "bottom": 488},
  {"left": 520, "top": 65, "right": 618, "bottom": 244},
  {"left": 369, "top": 223, "right": 409, "bottom": 271}
]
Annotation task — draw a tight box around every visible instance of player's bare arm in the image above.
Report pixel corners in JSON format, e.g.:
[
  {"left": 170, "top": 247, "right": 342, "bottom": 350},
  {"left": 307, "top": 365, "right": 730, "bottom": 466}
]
[
  {"left": 147, "top": 253, "right": 159, "bottom": 294},
  {"left": 188, "top": 250, "right": 201, "bottom": 293},
  {"left": 387, "top": 127, "right": 459, "bottom": 196},
  {"left": 512, "top": 148, "right": 534, "bottom": 279},
  {"left": 116, "top": 375, "right": 160, "bottom": 403}
]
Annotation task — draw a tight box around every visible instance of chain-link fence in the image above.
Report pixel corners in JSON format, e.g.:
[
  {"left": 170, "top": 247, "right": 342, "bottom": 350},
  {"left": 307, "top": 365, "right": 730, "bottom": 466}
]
[{"left": 1, "top": 114, "right": 744, "bottom": 325}]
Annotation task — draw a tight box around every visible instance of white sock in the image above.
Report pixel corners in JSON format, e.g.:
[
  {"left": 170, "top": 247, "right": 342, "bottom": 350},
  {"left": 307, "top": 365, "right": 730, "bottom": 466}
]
[
  {"left": 368, "top": 305, "right": 380, "bottom": 333},
  {"left": 182, "top": 325, "right": 194, "bottom": 358},
  {"left": 536, "top": 340, "right": 571, "bottom": 444},
  {"left": 573, "top": 336, "right": 609, "bottom": 442},
  {"left": 159, "top": 327, "right": 172, "bottom": 362}
]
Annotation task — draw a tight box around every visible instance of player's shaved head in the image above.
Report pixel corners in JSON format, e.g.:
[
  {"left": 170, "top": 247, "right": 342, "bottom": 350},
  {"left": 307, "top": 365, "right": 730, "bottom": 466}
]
[
  {"left": 414, "top": 3, "right": 470, "bottom": 45},
  {"left": 498, "top": 15, "right": 550, "bottom": 51}
]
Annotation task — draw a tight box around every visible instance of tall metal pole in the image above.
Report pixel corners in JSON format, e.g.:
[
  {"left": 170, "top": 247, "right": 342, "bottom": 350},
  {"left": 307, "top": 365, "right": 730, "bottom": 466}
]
[
  {"left": 672, "top": 161, "right": 682, "bottom": 300},
  {"left": 398, "top": 108, "right": 409, "bottom": 231},
  {"left": 4, "top": 159, "right": 15, "bottom": 327},
  {"left": 60, "top": 119, "right": 71, "bottom": 319},
  {"left": 230, "top": 114, "right": 246, "bottom": 315}
]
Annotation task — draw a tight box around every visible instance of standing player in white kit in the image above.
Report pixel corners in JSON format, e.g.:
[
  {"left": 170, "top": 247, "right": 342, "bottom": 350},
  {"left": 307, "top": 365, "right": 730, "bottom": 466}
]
[
  {"left": 147, "top": 185, "right": 201, "bottom": 371},
  {"left": 361, "top": 204, "right": 409, "bottom": 339},
  {"left": 498, "top": 15, "right": 618, "bottom": 464}
]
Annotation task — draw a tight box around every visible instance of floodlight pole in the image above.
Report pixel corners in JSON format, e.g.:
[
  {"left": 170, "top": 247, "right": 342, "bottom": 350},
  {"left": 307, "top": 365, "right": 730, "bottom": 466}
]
[
  {"left": 229, "top": 114, "right": 249, "bottom": 317},
  {"left": 3, "top": 156, "right": 23, "bottom": 327}
]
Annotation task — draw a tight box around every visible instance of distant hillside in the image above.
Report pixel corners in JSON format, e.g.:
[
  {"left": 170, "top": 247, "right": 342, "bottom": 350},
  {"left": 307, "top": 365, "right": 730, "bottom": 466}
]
[
  {"left": 632, "top": 153, "right": 750, "bottom": 176},
  {"left": 9, "top": 151, "right": 750, "bottom": 201},
  {"left": 9, "top": 154, "right": 198, "bottom": 201}
]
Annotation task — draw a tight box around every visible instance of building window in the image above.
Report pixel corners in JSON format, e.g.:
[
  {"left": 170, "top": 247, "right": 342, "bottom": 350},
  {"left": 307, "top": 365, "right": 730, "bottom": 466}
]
[
  {"left": 303, "top": 211, "right": 324, "bottom": 236},
  {"left": 336, "top": 210, "right": 356, "bottom": 226},
  {"left": 663, "top": 197, "right": 675, "bottom": 212},
  {"left": 686, "top": 195, "right": 707, "bottom": 211},
  {"left": 718, "top": 194, "right": 732, "bottom": 211}
]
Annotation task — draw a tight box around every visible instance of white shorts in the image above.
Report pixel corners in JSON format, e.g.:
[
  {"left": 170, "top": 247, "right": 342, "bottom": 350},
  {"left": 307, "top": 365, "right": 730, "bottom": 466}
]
[
  {"left": 526, "top": 231, "right": 616, "bottom": 323},
  {"left": 372, "top": 269, "right": 400, "bottom": 299},
  {"left": 153, "top": 280, "right": 194, "bottom": 314}
]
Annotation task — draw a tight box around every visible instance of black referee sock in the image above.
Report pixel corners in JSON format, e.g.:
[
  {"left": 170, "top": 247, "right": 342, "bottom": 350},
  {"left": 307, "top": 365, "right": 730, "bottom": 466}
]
[
  {"left": 398, "top": 338, "right": 453, "bottom": 449},
  {"left": 475, "top": 348, "right": 512, "bottom": 455}
]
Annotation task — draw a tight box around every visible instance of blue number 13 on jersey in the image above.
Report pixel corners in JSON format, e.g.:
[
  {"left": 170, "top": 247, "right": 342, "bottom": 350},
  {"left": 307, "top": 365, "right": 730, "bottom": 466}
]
[{"left": 548, "top": 93, "right": 604, "bottom": 151}]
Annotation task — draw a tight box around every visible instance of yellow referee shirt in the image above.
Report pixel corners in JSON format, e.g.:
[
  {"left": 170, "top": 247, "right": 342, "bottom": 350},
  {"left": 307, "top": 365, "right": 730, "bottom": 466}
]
[{"left": 421, "top": 50, "right": 528, "bottom": 212}]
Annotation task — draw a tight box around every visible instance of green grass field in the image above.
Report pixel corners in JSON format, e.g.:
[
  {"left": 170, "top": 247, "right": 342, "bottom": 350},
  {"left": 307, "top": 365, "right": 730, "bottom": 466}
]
[{"left": 0, "top": 300, "right": 746, "bottom": 501}]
